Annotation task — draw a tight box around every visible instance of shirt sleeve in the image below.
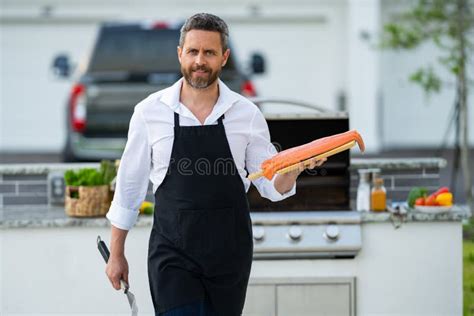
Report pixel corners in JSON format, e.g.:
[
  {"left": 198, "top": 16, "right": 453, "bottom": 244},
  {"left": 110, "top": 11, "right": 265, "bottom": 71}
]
[
  {"left": 106, "top": 107, "right": 152, "bottom": 230},
  {"left": 245, "top": 108, "right": 296, "bottom": 202}
]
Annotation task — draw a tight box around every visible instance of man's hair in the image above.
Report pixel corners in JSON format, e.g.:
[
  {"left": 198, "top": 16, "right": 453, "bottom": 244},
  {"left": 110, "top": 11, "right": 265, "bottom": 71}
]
[{"left": 179, "top": 13, "right": 229, "bottom": 52}]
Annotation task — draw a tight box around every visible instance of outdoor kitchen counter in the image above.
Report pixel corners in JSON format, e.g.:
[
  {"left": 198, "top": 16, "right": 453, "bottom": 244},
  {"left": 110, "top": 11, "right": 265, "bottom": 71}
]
[
  {"left": 1, "top": 202, "right": 469, "bottom": 315},
  {"left": 0, "top": 205, "right": 470, "bottom": 229},
  {"left": 0, "top": 159, "right": 467, "bottom": 315}
]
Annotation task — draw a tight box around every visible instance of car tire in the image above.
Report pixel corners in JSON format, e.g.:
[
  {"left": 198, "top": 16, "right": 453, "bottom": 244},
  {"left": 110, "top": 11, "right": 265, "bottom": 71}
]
[{"left": 61, "top": 138, "right": 79, "bottom": 162}]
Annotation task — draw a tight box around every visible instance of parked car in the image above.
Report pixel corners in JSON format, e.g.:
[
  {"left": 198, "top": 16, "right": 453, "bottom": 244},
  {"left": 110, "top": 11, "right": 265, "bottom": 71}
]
[{"left": 52, "top": 21, "right": 265, "bottom": 161}]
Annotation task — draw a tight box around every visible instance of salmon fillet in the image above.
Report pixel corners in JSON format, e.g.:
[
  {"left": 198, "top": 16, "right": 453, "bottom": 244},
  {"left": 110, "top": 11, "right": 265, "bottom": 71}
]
[{"left": 261, "top": 130, "right": 365, "bottom": 180}]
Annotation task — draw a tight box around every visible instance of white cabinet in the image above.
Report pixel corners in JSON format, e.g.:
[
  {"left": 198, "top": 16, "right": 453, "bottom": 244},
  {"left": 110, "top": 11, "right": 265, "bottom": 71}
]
[
  {"left": 243, "top": 277, "right": 356, "bottom": 316},
  {"left": 243, "top": 285, "right": 275, "bottom": 316}
]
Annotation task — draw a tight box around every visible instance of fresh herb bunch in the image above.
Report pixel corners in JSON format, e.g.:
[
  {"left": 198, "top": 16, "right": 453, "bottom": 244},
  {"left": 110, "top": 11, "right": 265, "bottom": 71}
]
[
  {"left": 64, "top": 160, "right": 117, "bottom": 186},
  {"left": 100, "top": 160, "right": 116, "bottom": 185}
]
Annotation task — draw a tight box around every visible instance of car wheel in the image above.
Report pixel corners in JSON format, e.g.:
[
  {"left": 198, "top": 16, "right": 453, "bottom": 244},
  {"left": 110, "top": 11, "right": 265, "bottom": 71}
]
[{"left": 61, "top": 139, "right": 79, "bottom": 162}]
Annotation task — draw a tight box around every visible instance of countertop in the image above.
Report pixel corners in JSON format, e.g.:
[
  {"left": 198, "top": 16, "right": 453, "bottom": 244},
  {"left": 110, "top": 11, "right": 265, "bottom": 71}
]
[
  {"left": 1, "top": 158, "right": 462, "bottom": 229},
  {"left": 1, "top": 205, "right": 470, "bottom": 229}
]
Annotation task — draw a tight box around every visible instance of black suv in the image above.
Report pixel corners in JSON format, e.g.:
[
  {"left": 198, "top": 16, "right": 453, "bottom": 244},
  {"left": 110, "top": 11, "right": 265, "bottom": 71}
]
[{"left": 53, "top": 21, "right": 264, "bottom": 161}]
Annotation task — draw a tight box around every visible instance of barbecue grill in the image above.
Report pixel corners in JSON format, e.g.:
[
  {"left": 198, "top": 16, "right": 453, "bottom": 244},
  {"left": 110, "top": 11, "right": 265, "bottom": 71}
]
[{"left": 248, "top": 99, "right": 362, "bottom": 260}]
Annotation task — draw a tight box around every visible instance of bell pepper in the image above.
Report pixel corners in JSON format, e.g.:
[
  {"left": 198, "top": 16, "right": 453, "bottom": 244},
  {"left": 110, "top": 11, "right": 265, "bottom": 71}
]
[
  {"left": 435, "top": 192, "right": 453, "bottom": 206},
  {"left": 434, "top": 187, "right": 450, "bottom": 197}
]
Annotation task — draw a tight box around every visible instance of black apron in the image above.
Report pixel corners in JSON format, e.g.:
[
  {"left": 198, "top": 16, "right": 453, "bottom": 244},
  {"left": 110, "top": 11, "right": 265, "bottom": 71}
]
[{"left": 148, "top": 112, "right": 254, "bottom": 316}]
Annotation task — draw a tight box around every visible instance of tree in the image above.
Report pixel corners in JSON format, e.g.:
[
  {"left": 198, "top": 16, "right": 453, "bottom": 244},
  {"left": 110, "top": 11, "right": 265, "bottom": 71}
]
[{"left": 381, "top": 0, "right": 473, "bottom": 210}]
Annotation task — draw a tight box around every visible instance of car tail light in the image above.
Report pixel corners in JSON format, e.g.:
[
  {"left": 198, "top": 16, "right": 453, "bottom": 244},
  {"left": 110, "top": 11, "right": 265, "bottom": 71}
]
[
  {"left": 69, "top": 84, "right": 87, "bottom": 133},
  {"left": 151, "top": 21, "right": 169, "bottom": 29},
  {"left": 241, "top": 80, "right": 257, "bottom": 97}
]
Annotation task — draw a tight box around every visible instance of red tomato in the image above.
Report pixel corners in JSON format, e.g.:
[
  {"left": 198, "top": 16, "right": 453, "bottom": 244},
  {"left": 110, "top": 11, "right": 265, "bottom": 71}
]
[
  {"left": 425, "top": 195, "right": 438, "bottom": 206},
  {"left": 415, "top": 197, "right": 426, "bottom": 206}
]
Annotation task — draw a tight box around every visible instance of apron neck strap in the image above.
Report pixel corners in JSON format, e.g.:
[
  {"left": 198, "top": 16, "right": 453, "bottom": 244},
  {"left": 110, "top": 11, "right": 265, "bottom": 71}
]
[
  {"left": 218, "top": 113, "right": 225, "bottom": 125},
  {"left": 174, "top": 112, "right": 180, "bottom": 127}
]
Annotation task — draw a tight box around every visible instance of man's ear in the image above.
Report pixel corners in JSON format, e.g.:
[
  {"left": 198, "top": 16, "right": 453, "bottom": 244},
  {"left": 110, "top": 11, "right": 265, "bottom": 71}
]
[
  {"left": 222, "top": 48, "right": 230, "bottom": 67},
  {"left": 177, "top": 46, "right": 182, "bottom": 64}
]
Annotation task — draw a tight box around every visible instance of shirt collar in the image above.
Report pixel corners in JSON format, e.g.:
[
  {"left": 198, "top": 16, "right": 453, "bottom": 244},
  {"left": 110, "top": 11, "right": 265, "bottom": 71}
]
[{"left": 158, "top": 77, "right": 240, "bottom": 121}]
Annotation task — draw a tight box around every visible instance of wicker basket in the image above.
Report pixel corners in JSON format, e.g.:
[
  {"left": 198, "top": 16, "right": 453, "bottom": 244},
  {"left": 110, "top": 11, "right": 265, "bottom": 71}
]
[{"left": 65, "top": 185, "right": 111, "bottom": 217}]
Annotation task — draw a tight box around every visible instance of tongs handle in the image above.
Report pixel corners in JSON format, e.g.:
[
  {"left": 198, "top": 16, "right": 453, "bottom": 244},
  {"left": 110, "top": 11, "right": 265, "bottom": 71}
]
[
  {"left": 97, "top": 235, "right": 130, "bottom": 293},
  {"left": 97, "top": 235, "right": 110, "bottom": 263}
]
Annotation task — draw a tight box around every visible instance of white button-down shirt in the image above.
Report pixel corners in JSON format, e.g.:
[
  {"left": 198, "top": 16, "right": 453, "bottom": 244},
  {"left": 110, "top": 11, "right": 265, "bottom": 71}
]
[{"left": 106, "top": 78, "right": 296, "bottom": 230}]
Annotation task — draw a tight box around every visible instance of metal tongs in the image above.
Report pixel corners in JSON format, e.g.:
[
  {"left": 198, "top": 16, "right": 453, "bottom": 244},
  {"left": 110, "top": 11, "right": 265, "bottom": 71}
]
[
  {"left": 387, "top": 204, "right": 408, "bottom": 229},
  {"left": 97, "top": 236, "right": 138, "bottom": 316}
]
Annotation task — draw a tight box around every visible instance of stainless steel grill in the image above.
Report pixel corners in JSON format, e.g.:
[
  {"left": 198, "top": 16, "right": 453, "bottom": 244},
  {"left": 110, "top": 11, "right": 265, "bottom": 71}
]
[
  {"left": 249, "top": 100, "right": 362, "bottom": 260},
  {"left": 251, "top": 211, "right": 362, "bottom": 259}
]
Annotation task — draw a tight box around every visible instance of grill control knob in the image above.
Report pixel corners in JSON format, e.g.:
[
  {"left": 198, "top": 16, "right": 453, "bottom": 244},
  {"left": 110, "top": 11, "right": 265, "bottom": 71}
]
[
  {"left": 253, "top": 226, "right": 265, "bottom": 242},
  {"left": 324, "top": 225, "right": 340, "bottom": 241},
  {"left": 287, "top": 226, "right": 303, "bottom": 241}
]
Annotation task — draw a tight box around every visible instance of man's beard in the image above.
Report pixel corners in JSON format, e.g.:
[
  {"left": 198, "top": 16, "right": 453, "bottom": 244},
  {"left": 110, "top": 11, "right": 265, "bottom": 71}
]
[{"left": 182, "top": 64, "right": 221, "bottom": 89}]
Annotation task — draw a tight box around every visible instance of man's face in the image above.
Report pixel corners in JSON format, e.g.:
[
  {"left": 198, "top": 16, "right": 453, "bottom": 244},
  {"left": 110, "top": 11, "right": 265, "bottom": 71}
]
[{"left": 178, "top": 30, "right": 230, "bottom": 89}]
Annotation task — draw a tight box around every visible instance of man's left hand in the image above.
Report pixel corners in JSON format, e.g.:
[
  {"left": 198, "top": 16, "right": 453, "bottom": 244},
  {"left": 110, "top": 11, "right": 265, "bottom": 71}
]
[{"left": 274, "top": 157, "right": 327, "bottom": 195}]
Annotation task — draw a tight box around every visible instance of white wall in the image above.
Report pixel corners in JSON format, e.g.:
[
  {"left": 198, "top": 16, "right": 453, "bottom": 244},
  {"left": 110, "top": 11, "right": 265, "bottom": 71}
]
[
  {"left": 1, "top": 23, "right": 97, "bottom": 151},
  {"left": 230, "top": 5, "right": 348, "bottom": 112},
  {"left": 347, "top": 0, "right": 381, "bottom": 152}
]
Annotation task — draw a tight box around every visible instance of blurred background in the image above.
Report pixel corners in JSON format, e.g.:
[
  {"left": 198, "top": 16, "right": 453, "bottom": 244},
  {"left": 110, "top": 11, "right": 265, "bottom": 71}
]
[{"left": 1, "top": 0, "right": 472, "bottom": 148}]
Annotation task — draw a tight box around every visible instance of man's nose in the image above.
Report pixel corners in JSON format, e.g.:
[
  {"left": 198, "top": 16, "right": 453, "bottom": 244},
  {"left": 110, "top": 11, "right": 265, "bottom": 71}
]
[{"left": 195, "top": 52, "right": 206, "bottom": 65}]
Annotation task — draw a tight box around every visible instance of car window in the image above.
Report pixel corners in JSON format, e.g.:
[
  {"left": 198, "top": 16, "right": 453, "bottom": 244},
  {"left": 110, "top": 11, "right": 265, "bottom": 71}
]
[{"left": 87, "top": 26, "right": 237, "bottom": 74}]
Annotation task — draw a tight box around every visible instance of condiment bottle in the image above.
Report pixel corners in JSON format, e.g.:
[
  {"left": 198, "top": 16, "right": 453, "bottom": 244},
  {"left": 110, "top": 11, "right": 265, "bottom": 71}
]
[
  {"left": 356, "top": 169, "right": 371, "bottom": 212},
  {"left": 369, "top": 168, "right": 381, "bottom": 185},
  {"left": 371, "top": 177, "right": 386, "bottom": 212}
]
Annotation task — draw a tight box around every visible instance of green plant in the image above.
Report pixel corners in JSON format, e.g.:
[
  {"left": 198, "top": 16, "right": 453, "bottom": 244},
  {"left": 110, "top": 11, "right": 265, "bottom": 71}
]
[
  {"left": 464, "top": 240, "right": 474, "bottom": 315},
  {"left": 100, "top": 160, "right": 116, "bottom": 185},
  {"left": 64, "top": 160, "right": 117, "bottom": 186}
]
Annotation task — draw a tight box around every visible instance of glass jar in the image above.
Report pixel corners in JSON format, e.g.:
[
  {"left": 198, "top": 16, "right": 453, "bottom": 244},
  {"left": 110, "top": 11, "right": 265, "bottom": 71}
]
[{"left": 371, "top": 177, "right": 386, "bottom": 212}]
